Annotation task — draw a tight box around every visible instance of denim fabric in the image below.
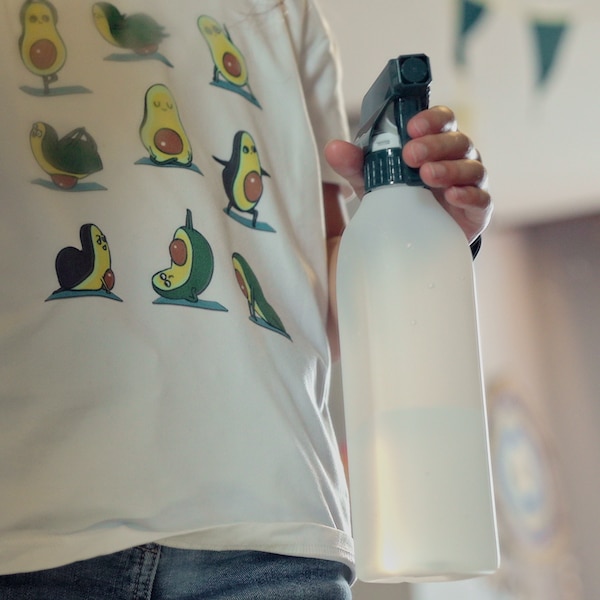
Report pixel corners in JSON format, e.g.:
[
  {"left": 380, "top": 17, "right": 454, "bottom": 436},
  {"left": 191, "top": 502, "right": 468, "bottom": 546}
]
[{"left": 0, "top": 544, "right": 353, "bottom": 599}]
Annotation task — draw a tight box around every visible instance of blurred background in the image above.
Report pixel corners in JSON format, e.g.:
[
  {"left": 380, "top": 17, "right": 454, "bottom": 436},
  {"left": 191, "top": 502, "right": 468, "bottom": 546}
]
[{"left": 319, "top": 1, "right": 600, "bottom": 599}]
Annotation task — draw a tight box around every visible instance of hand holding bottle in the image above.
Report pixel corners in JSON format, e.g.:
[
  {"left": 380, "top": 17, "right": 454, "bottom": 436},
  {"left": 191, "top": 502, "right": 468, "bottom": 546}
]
[{"left": 325, "top": 105, "right": 492, "bottom": 243}]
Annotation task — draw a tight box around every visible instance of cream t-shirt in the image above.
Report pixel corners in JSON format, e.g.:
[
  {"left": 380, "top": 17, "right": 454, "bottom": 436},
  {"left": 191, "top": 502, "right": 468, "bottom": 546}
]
[{"left": 0, "top": 0, "right": 353, "bottom": 575}]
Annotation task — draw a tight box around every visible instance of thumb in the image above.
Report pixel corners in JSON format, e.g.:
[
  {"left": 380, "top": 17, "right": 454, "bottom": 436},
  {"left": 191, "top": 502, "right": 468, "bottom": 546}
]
[{"left": 324, "top": 139, "right": 365, "bottom": 198}]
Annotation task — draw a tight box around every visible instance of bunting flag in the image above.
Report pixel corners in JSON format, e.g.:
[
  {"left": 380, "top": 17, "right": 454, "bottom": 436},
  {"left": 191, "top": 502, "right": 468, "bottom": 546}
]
[
  {"left": 455, "top": 0, "right": 571, "bottom": 89},
  {"left": 532, "top": 20, "right": 569, "bottom": 87},
  {"left": 456, "top": 0, "right": 488, "bottom": 65}
]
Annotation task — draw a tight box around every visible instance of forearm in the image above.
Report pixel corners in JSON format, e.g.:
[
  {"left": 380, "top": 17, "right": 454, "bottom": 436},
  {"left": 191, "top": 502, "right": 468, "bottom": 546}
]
[
  {"left": 326, "top": 234, "right": 342, "bottom": 361},
  {"left": 322, "top": 182, "right": 347, "bottom": 361}
]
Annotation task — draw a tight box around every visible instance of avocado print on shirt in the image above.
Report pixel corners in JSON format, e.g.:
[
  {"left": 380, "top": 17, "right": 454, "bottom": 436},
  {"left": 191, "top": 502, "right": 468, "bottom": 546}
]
[
  {"left": 29, "top": 121, "right": 106, "bottom": 191},
  {"left": 213, "top": 131, "right": 273, "bottom": 232},
  {"left": 136, "top": 84, "right": 202, "bottom": 174},
  {"left": 152, "top": 209, "right": 227, "bottom": 311},
  {"left": 232, "top": 253, "right": 290, "bottom": 340},
  {"left": 198, "top": 15, "right": 260, "bottom": 108},
  {"left": 92, "top": 2, "right": 173, "bottom": 68},
  {"left": 18, "top": 0, "right": 90, "bottom": 96},
  {"left": 47, "top": 223, "right": 121, "bottom": 302}
]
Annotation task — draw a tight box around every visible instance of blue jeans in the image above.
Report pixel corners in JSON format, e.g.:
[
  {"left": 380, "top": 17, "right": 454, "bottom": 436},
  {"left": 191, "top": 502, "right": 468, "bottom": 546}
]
[{"left": 0, "top": 544, "right": 353, "bottom": 599}]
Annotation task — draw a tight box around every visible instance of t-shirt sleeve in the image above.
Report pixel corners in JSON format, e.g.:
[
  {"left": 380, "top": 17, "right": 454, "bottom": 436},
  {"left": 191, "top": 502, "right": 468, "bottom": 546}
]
[{"left": 293, "top": 0, "right": 350, "bottom": 185}]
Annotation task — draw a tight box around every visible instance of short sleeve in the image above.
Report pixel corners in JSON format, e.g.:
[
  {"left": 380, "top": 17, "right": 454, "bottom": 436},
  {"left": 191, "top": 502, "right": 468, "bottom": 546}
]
[{"left": 289, "top": 0, "right": 350, "bottom": 184}]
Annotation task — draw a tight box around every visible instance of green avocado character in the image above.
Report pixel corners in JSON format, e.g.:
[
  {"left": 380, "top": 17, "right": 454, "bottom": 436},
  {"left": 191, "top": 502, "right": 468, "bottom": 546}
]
[
  {"left": 140, "top": 84, "right": 193, "bottom": 167},
  {"left": 197, "top": 15, "right": 259, "bottom": 106},
  {"left": 92, "top": 2, "right": 168, "bottom": 55},
  {"left": 19, "top": 0, "right": 66, "bottom": 94},
  {"left": 54, "top": 223, "right": 114, "bottom": 293},
  {"left": 30, "top": 121, "right": 103, "bottom": 189},
  {"left": 152, "top": 209, "right": 214, "bottom": 303},
  {"left": 232, "top": 252, "right": 289, "bottom": 339},
  {"left": 213, "top": 131, "right": 270, "bottom": 228}
]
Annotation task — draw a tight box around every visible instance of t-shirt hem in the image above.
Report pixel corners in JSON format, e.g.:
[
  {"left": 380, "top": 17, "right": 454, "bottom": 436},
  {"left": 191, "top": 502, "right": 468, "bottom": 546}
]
[
  {"left": 0, "top": 522, "right": 356, "bottom": 582},
  {"left": 158, "top": 521, "right": 355, "bottom": 580}
]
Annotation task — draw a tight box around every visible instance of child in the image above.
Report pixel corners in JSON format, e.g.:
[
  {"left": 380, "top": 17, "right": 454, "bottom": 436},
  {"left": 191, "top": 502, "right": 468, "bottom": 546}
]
[{"left": 0, "top": 0, "right": 491, "bottom": 597}]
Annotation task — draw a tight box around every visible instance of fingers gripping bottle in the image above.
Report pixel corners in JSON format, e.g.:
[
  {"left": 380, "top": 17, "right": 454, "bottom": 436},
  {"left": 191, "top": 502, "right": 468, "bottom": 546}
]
[{"left": 336, "top": 54, "right": 499, "bottom": 583}]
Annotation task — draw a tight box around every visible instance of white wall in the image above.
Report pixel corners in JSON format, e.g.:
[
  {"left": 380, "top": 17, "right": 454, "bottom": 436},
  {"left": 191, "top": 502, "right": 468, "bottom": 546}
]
[{"left": 523, "top": 216, "right": 600, "bottom": 600}]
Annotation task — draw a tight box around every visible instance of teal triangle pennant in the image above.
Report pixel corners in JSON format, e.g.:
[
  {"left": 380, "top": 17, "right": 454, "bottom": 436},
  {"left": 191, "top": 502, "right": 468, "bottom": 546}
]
[
  {"left": 456, "top": 0, "right": 487, "bottom": 65},
  {"left": 532, "top": 20, "right": 568, "bottom": 87}
]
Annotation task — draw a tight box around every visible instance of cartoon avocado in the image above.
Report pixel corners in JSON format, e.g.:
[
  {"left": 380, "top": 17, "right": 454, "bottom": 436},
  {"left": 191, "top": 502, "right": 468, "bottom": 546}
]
[
  {"left": 140, "top": 84, "right": 193, "bottom": 167},
  {"left": 152, "top": 209, "right": 214, "bottom": 303},
  {"left": 30, "top": 122, "right": 103, "bottom": 189},
  {"left": 19, "top": 0, "right": 66, "bottom": 95},
  {"left": 92, "top": 2, "right": 168, "bottom": 55},
  {"left": 198, "top": 15, "right": 247, "bottom": 87},
  {"left": 213, "top": 131, "right": 270, "bottom": 228},
  {"left": 232, "top": 252, "right": 289, "bottom": 339},
  {"left": 54, "top": 224, "right": 114, "bottom": 293}
]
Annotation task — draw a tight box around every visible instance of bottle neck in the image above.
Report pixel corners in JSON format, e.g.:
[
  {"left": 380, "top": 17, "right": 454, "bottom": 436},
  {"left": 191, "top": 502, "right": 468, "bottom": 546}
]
[{"left": 364, "top": 148, "right": 424, "bottom": 192}]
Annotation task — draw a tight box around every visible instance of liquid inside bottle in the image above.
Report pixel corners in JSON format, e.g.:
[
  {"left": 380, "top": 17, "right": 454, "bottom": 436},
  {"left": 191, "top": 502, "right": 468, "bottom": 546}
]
[{"left": 337, "top": 184, "right": 499, "bottom": 583}]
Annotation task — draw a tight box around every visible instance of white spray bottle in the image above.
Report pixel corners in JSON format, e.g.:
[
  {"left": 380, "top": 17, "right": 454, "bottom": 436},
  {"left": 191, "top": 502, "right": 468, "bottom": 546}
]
[{"left": 336, "top": 54, "right": 499, "bottom": 583}]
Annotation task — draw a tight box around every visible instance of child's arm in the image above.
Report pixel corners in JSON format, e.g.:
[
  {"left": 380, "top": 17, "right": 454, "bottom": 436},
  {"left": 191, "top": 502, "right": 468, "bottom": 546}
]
[{"left": 322, "top": 181, "right": 346, "bottom": 361}]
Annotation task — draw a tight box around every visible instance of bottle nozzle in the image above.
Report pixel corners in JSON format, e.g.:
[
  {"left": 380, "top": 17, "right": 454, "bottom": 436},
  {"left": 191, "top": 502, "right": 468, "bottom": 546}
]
[{"left": 355, "top": 54, "right": 431, "bottom": 192}]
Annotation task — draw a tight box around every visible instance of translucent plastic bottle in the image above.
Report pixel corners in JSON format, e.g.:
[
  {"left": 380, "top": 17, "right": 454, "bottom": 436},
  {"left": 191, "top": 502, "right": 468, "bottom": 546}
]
[{"left": 336, "top": 55, "right": 499, "bottom": 583}]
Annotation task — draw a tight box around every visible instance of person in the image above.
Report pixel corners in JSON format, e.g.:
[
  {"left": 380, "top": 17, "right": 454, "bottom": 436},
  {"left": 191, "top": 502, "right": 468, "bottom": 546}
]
[{"left": 0, "top": 0, "right": 491, "bottom": 597}]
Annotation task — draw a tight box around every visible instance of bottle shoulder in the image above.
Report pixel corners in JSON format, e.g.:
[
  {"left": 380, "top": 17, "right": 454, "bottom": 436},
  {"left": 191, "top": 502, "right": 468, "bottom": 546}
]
[
  {"left": 345, "top": 186, "right": 460, "bottom": 238},
  {"left": 338, "top": 185, "right": 474, "bottom": 268}
]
